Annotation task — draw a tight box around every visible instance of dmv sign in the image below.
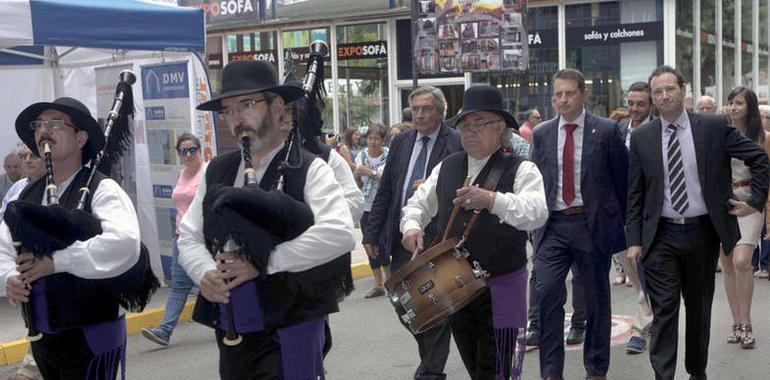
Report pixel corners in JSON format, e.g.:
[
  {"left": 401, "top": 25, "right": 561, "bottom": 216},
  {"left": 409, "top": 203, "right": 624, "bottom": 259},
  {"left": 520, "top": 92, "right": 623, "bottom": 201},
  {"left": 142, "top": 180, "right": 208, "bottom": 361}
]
[{"left": 142, "top": 63, "right": 189, "bottom": 100}]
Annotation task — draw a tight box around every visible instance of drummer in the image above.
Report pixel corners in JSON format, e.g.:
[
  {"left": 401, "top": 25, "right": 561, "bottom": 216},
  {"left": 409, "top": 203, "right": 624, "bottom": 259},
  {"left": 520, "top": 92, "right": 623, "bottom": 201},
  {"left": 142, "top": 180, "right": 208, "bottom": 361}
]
[{"left": 400, "top": 85, "right": 548, "bottom": 379}]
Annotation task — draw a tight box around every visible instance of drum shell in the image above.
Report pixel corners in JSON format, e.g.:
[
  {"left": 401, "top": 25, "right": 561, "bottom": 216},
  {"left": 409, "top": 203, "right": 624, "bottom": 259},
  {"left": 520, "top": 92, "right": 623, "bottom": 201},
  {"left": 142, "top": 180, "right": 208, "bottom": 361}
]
[{"left": 385, "top": 237, "right": 487, "bottom": 334}]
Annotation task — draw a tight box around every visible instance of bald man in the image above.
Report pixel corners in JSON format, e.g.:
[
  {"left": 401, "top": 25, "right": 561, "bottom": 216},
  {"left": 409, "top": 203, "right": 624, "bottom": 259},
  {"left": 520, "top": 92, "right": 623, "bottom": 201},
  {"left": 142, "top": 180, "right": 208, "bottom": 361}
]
[{"left": 696, "top": 95, "right": 717, "bottom": 114}]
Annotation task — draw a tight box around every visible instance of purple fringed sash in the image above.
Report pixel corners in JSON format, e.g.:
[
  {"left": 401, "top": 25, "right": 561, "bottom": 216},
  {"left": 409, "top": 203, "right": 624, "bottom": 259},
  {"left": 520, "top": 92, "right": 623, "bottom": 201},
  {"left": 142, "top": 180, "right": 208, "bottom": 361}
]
[
  {"left": 277, "top": 318, "right": 326, "bottom": 380},
  {"left": 489, "top": 267, "right": 528, "bottom": 380},
  {"left": 83, "top": 316, "right": 127, "bottom": 380}
]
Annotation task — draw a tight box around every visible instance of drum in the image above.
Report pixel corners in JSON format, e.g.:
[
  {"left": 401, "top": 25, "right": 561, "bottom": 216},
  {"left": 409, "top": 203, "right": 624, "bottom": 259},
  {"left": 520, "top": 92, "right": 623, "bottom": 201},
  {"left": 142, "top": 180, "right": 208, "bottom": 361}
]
[{"left": 385, "top": 237, "right": 487, "bottom": 334}]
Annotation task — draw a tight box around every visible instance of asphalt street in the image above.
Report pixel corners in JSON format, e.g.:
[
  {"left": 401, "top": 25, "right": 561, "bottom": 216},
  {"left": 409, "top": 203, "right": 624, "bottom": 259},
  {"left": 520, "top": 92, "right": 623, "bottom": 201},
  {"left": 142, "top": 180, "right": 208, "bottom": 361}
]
[{"left": 2, "top": 265, "right": 769, "bottom": 379}]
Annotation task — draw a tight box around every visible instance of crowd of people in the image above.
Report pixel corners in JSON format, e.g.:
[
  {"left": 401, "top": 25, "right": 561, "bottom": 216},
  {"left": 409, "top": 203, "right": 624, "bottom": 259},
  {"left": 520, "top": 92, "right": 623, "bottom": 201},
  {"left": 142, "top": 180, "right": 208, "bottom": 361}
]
[{"left": 1, "top": 59, "right": 769, "bottom": 380}]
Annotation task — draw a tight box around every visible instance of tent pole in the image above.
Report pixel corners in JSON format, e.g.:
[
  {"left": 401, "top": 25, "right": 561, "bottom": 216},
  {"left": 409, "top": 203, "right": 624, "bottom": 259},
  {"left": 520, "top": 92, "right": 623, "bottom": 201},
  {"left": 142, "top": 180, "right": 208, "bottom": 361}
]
[{"left": 49, "top": 47, "right": 63, "bottom": 99}]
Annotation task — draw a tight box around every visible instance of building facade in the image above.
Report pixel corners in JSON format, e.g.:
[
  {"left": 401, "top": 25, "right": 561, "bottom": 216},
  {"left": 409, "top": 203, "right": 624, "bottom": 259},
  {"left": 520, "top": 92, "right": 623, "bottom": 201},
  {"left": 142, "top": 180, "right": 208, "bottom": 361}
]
[{"left": 191, "top": 0, "right": 769, "bottom": 148}]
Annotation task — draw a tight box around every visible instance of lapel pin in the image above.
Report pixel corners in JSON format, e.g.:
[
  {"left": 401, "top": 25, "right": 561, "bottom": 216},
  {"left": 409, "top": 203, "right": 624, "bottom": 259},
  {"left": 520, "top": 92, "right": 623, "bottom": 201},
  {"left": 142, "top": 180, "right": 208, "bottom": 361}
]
[{"left": 592, "top": 129, "right": 596, "bottom": 134}]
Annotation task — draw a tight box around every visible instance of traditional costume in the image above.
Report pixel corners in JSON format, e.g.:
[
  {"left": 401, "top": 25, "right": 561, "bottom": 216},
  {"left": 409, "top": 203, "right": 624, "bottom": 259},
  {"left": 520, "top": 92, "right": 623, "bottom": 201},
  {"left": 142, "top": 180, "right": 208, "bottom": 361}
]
[
  {"left": 178, "top": 60, "right": 355, "bottom": 380},
  {"left": 400, "top": 86, "right": 548, "bottom": 379},
  {"left": 0, "top": 96, "right": 151, "bottom": 380}
]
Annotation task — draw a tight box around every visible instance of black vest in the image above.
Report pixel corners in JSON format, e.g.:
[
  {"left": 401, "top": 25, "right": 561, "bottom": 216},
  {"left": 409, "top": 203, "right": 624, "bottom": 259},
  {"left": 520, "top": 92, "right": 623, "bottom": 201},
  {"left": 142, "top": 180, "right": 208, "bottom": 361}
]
[
  {"left": 435, "top": 151, "right": 528, "bottom": 276},
  {"left": 193, "top": 147, "right": 348, "bottom": 330},
  {"left": 18, "top": 169, "right": 122, "bottom": 329}
]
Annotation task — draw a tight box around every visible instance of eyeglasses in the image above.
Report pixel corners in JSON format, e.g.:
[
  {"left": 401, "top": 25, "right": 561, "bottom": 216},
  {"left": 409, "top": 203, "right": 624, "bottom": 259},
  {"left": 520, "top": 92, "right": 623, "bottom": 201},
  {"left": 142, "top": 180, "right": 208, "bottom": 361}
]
[
  {"left": 216, "top": 98, "right": 269, "bottom": 122},
  {"left": 457, "top": 118, "right": 502, "bottom": 131},
  {"left": 29, "top": 119, "right": 76, "bottom": 132},
  {"left": 177, "top": 146, "right": 199, "bottom": 155}
]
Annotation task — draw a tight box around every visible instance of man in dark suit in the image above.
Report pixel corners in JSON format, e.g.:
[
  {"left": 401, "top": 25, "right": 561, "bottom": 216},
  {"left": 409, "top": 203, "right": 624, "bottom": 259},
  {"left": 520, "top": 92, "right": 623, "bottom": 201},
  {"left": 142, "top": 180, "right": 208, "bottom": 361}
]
[
  {"left": 616, "top": 81, "right": 656, "bottom": 355},
  {"left": 530, "top": 68, "right": 628, "bottom": 380},
  {"left": 363, "top": 85, "right": 462, "bottom": 380},
  {"left": 627, "top": 65, "right": 769, "bottom": 380}
]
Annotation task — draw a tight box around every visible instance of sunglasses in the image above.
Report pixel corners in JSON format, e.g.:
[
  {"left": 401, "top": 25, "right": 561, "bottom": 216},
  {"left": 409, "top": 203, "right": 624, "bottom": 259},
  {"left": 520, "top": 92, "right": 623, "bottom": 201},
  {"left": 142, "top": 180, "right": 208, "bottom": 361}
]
[
  {"left": 177, "top": 146, "right": 199, "bottom": 155},
  {"left": 18, "top": 153, "right": 38, "bottom": 160}
]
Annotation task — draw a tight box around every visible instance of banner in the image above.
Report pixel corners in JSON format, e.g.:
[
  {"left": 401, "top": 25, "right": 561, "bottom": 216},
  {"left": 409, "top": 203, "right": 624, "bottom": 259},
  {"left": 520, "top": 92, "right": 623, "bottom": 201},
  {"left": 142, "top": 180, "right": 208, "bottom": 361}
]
[
  {"left": 140, "top": 61, "right": 194, "bottom": 279},
  {"left": 337, "top": 41, "right": 388, "bottom": 60},
  {"left": 416, "top": 0, "right": 528, "bottom": 74}
]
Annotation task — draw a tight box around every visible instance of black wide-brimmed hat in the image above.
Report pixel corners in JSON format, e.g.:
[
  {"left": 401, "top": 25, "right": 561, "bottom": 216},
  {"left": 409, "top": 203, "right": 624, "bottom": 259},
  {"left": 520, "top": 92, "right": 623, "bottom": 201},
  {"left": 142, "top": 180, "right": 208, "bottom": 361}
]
[
  {"left": 15, "top": 97, "right": 105, "bottom": 161},
  {"left": 453, "top": 85, "right": 519, "bottom": 130},
  {"left": 197, "top": 60, "right": 304, "bottom": 111}
]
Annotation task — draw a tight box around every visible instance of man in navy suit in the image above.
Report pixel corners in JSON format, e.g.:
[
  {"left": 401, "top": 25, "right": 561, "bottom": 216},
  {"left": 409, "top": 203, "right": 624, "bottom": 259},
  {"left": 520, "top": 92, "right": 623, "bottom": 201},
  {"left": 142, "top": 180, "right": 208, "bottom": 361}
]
[
  {"left": 530, "top": 69, "right": 628, "bottom": 380},
  {"left": 363, "top": 86, "right": 462, "bottom": 380}
]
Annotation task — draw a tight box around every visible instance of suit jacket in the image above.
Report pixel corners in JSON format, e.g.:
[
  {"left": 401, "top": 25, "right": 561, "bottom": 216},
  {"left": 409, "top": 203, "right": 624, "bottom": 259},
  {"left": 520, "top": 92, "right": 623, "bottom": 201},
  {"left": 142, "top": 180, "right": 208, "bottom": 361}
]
[
  {"left": 530, "top": 112, "right": 628, "bottom": 255},
  {"left": 626, "top": 112, "right": 770, "bottom": 256},
  {"left": 363, "top": 123, "right": 462, "bottom": 253}
]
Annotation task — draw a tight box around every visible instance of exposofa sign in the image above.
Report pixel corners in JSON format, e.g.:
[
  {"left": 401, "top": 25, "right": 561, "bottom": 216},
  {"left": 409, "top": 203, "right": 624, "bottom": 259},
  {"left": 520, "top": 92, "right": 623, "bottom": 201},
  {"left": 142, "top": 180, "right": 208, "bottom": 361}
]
[{"left": 179, "top": 0, "right": 257, "bottom": 27}]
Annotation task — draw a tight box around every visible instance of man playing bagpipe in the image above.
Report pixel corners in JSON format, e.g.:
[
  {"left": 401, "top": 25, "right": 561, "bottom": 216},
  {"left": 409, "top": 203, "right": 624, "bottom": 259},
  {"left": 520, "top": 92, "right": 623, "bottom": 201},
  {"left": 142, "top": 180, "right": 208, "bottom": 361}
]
[
  {"left": 178, "top": 60, "right": 356, "bottom": 379},
  {"left": 0, "top": 97, "right": 143, "bottom": 380},
  {"left": 400, "top": 86, "right": 548, "bottom": 379}
]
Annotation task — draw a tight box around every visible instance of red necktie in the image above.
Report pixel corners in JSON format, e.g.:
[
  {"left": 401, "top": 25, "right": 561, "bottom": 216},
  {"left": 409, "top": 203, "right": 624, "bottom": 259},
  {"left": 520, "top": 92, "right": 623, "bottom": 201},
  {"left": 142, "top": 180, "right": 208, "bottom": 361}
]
[{"left": 562, "top": 123, "right": 578, "bottom": 206}]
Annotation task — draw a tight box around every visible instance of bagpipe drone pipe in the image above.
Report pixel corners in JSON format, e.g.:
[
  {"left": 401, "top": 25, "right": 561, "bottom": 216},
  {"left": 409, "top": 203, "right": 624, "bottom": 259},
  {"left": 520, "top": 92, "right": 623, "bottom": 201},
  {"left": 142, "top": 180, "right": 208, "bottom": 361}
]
[{"left": 3, "top": 71, "right": 159, "bottom": 331}]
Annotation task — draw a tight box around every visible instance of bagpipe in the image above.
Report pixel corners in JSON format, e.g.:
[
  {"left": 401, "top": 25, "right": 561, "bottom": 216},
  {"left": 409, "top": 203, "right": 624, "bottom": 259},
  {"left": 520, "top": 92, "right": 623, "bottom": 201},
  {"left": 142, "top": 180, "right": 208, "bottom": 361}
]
[
  {"left": 199, "top": 40, "right": 352, "bottom": 344},
  {"left": 4, "top": 71, "right": 159, "bottom": 340}
]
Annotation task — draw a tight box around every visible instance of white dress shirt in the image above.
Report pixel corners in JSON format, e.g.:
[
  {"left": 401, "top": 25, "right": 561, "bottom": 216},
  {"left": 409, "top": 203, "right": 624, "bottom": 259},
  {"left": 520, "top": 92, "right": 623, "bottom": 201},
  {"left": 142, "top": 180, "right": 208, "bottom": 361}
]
[
  {"left": 0, "top": 172, "right": 141, "bottom": 296},
  {"left": 328, "top": 148, "right": 365, "bottom": 222},
  {"left": 401, "top": 126, "right": 441, "bottom": 208},
  {"left": 401, "top": 153, "right": 548, "bottom": 234},
  {"left": 555, "top": 110, "right": 585, "bottom": 210},
  {"left": 177, "top": 144, "right": 357, "bottom": 284}
]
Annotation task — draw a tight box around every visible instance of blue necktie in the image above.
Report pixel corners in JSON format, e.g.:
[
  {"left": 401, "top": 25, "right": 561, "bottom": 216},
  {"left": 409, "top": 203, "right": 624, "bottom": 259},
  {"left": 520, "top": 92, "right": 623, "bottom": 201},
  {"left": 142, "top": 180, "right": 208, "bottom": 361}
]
[{"left": 404, "top": 135, "right": 431, "bottom": 205}]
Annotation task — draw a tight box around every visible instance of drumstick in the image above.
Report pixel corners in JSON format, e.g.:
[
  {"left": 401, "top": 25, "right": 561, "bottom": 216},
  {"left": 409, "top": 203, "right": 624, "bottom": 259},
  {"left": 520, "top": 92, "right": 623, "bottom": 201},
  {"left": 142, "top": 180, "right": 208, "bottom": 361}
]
[{"left": 441, "top": 176, "right": 472, "bottom": 242}]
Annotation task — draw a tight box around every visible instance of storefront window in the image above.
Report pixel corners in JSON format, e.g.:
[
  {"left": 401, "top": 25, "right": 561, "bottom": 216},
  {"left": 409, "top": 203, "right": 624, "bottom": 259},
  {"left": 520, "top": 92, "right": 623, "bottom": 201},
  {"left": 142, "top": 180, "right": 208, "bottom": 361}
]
[
  {"left": 675, "top": 0, "right": 693, "bottom": 105},
  {"left": 742, "top": 0, "right": 754, "bottom": 87},
  {"left": 225, "top": 31, "right": 278, "bottom": 66},
  {"left": 724, "top": 1, "right": 736, "bottom": 103},
  {"left": 336, "top": 23, "right": 390, "bottom": 131},
  {"left": 281, "top": 28, "right": 333, "bottom": 129},
  {"left": 471, "top": 6, "right": 559, "bottom": 120},
  {"left": 566, "top": 1, "right": 663, "bottom": 117},
  {"left": 700, "top": 0, "right": 717, "bottom": 98},
  {"left": 760, "top": 0, "right": 769, "bottom": 100}
]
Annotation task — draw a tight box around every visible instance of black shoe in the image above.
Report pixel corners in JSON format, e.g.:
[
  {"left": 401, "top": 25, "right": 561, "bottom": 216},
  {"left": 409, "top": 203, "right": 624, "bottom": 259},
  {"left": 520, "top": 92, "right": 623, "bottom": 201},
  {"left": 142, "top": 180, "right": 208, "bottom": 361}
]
[
  {"left": 566, "top": 328, "right": 585, "bottom": 345},
  {"left": 525, "top": 329, "right": 539, "bottom": 351}
]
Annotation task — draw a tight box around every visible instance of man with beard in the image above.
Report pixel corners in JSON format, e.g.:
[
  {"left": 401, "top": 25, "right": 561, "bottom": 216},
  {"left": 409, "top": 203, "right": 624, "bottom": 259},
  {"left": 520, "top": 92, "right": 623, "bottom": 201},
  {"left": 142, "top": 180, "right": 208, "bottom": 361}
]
[
  {"left": 178, "top": 60, "right": 355, "bottom": 379},
  {"left": 0, "top": 97, "right": 141, "bottom": 379}
]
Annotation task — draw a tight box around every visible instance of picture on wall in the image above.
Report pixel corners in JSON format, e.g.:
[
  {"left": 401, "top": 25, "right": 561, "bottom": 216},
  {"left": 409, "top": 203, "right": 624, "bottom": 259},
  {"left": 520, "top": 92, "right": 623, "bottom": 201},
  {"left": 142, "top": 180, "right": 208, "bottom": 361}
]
[{"left": 415, "top": 0, "right": 528, "bottom": 74}]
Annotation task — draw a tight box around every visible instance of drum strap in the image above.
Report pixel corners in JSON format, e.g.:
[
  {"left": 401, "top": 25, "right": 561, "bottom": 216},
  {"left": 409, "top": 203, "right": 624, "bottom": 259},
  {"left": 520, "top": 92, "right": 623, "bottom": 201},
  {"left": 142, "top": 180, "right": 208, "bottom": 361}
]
[{"left": 460, "top": 152, "right": 510, "bottom": 240}]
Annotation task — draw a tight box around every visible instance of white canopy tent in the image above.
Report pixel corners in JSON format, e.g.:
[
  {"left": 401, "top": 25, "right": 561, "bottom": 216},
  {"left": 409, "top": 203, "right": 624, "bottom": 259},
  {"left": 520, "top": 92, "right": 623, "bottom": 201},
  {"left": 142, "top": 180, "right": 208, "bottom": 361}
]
[{"left": 0, "top": 0, "right": 208, "bottom": 278}]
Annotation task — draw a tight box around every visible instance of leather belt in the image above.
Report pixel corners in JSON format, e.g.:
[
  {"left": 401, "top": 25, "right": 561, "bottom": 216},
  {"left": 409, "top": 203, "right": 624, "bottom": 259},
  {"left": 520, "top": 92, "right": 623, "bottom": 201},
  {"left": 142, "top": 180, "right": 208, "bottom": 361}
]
[
  {"left": 660, "top": 215, "right": 710, "bottom": 225},
  {"left": 554, "top": 206, "right": 586, "bottom": 215},
  {"left": 732, "top": 180, "right": 751, "bottom": 188}
]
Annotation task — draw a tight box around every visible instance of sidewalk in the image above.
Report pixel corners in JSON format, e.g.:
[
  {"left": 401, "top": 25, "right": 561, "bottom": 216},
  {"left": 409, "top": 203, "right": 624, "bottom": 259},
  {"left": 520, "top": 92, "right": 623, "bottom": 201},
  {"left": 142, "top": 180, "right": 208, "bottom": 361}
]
[{"left": 0, "top": 228, "right": 372, "bottom": 367}]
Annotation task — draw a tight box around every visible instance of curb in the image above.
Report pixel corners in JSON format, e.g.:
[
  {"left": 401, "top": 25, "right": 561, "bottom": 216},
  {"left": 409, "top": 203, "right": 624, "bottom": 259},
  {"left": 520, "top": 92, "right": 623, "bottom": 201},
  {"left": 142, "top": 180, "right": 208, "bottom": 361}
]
[{"left": 0, "top": 261, "right": 372, "bottom": 368}]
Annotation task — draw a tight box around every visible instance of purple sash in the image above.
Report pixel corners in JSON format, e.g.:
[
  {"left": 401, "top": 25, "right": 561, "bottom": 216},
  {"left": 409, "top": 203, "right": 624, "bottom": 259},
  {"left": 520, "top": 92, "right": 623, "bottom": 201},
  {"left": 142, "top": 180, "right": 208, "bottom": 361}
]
[
  {"left": 488, "top": 267, "right": 528, "bottom": 380},
  {"left": 277, "top": 317, "right": 325, "bottom": 380},
  {"left": 217, "top": 280, "right": 264, "bottom": 333},
  {"left": 83, "top": 317, "right": 126, "bottom": 380}
]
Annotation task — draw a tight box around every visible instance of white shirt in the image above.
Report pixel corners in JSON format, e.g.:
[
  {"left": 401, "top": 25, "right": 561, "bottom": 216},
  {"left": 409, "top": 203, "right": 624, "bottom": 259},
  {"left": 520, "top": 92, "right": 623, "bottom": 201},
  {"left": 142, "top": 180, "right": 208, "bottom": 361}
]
[
  {"left": 0, "top": 173, "right": 141, "bottom": 296},
  {"left": 328, "top": 148, "right": 364, "bottom": 222},
  {"left": 401, "top": 127, "right": 441, "bottom": 207},
  {"left": 400, "top": 155, "right": 548, "bottom": 234},
  {"left": 0, "top": 177, "right": 29, "bottom": 217},
  {"left": 555, "top": 110, "right": 586, "bottom": 210},
  {"left": 177, "top": 144, "right": 356, "bottom": 284}
]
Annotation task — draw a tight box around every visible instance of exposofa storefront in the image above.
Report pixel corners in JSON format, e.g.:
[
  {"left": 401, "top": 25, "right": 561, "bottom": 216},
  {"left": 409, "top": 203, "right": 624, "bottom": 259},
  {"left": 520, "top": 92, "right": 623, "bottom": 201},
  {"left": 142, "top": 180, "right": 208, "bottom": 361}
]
[{"left": 185, "top": 0, "right": 769, "bottom": 146}]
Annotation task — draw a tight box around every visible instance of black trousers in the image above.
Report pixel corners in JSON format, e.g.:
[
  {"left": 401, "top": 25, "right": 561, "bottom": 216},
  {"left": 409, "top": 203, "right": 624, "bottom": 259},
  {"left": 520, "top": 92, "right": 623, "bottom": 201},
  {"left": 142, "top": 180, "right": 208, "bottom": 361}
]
[
  {"left": 31, "top": 329, "right": 119, "bottom": 380},
  {"left": 642, "top": 220, "right": 719, "bottom": 380},
  {"left": 216, "top": 329, "right": 283, "bottom": 380},
  {"left": 527, "top": 255, "right": 586, "bottom": 330},
  {"left": 391, "top": 243, "right": 452, "bottom": 380},
  {"left": 447, "top": 289, "right": 497, "bottom": 380}
]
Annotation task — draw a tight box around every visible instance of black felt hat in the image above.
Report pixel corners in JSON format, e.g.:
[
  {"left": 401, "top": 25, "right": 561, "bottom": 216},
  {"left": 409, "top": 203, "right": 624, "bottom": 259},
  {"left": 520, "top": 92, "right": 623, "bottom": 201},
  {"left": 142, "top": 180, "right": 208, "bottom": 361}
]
[
  {"left": 15, "top": 97, "right": 105, "bottom": 161},
  {"left": 453, "top": 85, "right": 519, "bottom": 130},
  {"left": 197, "top": 60, "right": 304, "bottom": 111}
]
